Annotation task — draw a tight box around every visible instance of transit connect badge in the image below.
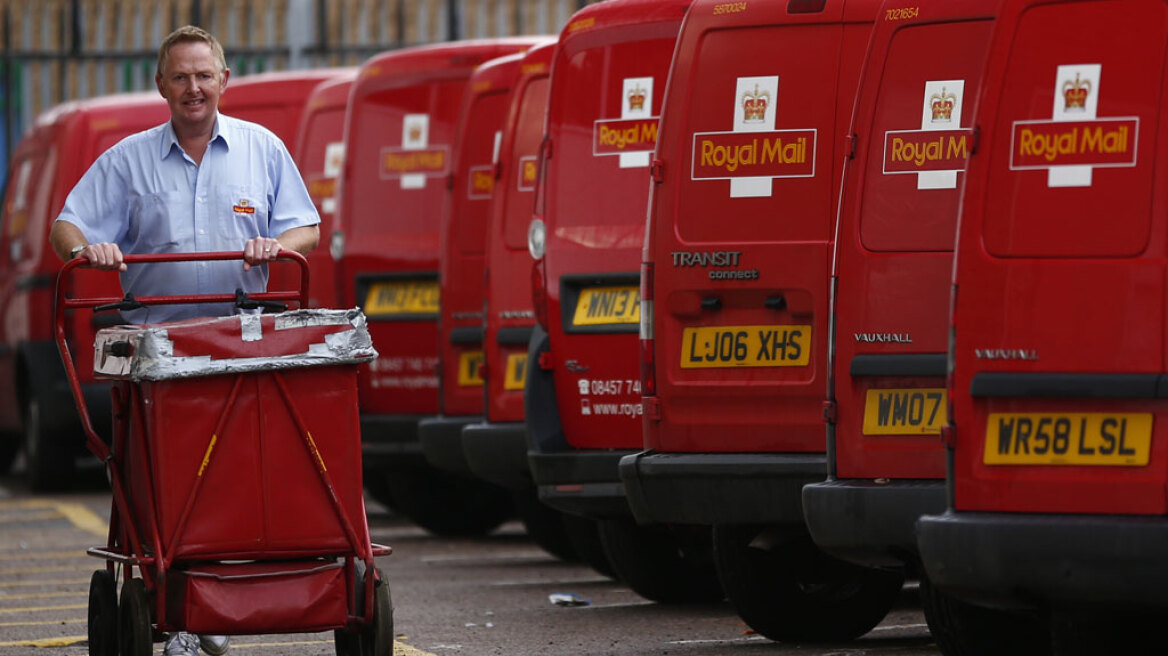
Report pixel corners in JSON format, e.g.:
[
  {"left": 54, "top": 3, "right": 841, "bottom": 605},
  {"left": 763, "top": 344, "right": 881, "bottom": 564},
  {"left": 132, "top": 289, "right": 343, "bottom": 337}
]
[
  {"left": 1009, "top": 64, "right": 1139, "bottom": 188},
  {"left": 690, "top": 75, "right": 817, "bottom": 198},
  {"left": 882, "top": 79, "right": 972, "bottom": 189}
]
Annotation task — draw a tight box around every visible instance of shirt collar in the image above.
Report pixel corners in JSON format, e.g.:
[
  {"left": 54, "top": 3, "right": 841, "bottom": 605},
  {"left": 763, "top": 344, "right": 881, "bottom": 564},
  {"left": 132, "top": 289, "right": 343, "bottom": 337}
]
[{"left": 159, "top": 113, "right": 230, "bottom": 160}]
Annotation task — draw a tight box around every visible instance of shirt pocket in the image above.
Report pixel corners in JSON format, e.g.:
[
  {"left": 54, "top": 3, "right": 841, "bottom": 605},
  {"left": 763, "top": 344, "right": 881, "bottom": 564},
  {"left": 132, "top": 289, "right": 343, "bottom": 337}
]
[
  {"left": 129, "top": 190, "right": 194, "bottom": 252},
  {"left": 219, "top": 185, "right": 270, "bottom": 245}
]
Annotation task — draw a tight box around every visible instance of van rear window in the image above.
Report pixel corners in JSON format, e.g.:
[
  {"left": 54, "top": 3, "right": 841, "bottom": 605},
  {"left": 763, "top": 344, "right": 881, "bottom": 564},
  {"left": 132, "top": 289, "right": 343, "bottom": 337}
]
[
  {"left": 859, "top": 20, "right": 991, "bottom": 253},
  {"left": 675, "top": 25, "right": 840, "bottom": 244},
  {"left": 455, "top": 89, "right": 509, "bottom": 256},
  {"left": 347, "top": 81, "right": 466, "bottom": 239},
  {"left": 981, "top": 1, "right": 1164, "bottom": 258},
  {"left": 503, "top": 77, "right": 548, "bottom": 251}
]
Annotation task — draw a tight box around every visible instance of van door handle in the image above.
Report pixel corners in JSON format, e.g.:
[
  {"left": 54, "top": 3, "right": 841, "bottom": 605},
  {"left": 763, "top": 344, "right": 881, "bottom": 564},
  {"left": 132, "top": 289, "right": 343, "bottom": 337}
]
[
  {"left": 700, "top": 297, "right": 721, "bottom": 311},
  {"left": 764, "top": 295, "right": 786, "bottom": 310}
]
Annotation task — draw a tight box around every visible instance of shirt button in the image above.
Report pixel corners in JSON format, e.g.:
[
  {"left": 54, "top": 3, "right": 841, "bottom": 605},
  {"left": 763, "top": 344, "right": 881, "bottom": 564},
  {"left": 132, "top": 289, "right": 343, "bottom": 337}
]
[{"left": 198, "top": 229, "right": 206, "bottom": 235}]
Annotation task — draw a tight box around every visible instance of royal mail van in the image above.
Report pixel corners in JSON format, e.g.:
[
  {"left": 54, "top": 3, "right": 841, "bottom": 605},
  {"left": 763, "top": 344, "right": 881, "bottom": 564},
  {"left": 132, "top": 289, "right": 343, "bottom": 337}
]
[
  {"left": 916, "top": 0, "right": 1168, "bottom": 650},
  {"left": 524, "top": 0, "right": 724, "bottom": 602},
  {"left": 801, "top": 0, "right": 995, "bottom": 587},
  {"left": 622, "top": 0, "right": 907, "bottom": 640},
  {"left": 0, "top": 93, "right": 169, "bottom": 489},
  {"left": 338, "top": 39, "right": 541, "bottom": 535},
  {"left": 291, "top": 70, "right": 357, "bottom": 309},
  {"left": 218, "top": 69, "right": 351, "bottom": 305}
]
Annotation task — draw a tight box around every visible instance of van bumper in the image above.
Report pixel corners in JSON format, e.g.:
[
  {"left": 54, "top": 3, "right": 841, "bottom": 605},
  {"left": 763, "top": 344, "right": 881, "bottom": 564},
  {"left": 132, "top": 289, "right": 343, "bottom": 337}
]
[
  {"left": 418, "top": 414, "right": 480, "bottom": 475},
  {"left": 918, "top": 511, "right": 1168, "bottom": 609},
  {"left": 528, "top": 450, "right": 635, "bottom": 518},
  {"left": 802, "top": 479, "right": 945, "bottom": 568},
  {"left": 620, "top": 451, "right": 826, "bottom": 525},
  {"left": 360, "top": 414, "right": 427, "bottom": 468},
  {"left": 462, "top": 421, "right": 531, "bottom": 490}
]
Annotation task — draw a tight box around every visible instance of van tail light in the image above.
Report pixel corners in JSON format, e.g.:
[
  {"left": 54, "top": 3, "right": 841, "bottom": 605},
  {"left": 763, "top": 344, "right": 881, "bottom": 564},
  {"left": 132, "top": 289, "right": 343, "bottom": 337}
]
[
  {"left": 531, "top": 257, "right": 549, "bottom": 330},
  {"left": 639, "top": 261, "right": 656, "bottom": 397}
]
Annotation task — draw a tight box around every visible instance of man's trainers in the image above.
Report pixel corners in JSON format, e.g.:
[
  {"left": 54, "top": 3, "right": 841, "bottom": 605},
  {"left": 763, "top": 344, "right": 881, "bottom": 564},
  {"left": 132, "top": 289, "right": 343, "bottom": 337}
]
[
  {"left": 163, "top": 632, "right": 200, "bottom": 656},
  {"left": 198, "top": 634, "right": 230, "bottom": 655}
]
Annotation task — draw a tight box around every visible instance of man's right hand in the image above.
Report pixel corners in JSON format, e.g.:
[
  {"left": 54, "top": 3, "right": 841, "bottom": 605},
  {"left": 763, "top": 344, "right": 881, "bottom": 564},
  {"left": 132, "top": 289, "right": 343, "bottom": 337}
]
[{"left": 78, "top": 243, "right": 127, "bottom": 271}]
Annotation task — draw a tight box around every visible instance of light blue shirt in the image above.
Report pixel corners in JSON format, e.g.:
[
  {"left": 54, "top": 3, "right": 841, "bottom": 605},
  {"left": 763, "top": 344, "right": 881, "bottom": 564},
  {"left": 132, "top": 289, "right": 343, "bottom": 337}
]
[{"left": 55, "top": 113, "right": 319, "bottom": 323}]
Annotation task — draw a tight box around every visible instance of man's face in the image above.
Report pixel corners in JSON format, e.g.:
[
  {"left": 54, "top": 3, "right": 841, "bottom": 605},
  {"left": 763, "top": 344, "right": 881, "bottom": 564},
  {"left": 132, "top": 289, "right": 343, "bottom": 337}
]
[{"left": 156, "top": 41, "right": 228, "bottom": 133}]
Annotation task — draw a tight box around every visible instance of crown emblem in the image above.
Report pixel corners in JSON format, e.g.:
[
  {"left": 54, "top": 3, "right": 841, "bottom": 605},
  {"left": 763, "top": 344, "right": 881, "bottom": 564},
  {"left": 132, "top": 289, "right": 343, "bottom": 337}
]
[
  {"left": 1062, "top": 72, "right": 1091, "bottom": 110},
  {"left": 408, "top": 125, "right": 423, "bottom": 142},
  {"left": 929, "top": 87, "right": 956, "bottom": 122},
  {"left": 741, "top": 84, "right": 770, "bottom": 123},
  {"left": 627, "top": 84, "right": 647, "bottom": 111}
]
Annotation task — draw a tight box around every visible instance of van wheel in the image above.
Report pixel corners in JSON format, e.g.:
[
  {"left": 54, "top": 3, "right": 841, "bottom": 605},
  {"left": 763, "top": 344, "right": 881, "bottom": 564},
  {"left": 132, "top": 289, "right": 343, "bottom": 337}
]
[
  {"left": 598, "top": 517, "right": 723, "bottom": 603},
  {"left": 362, "top": 469, "right": 399, "bottom": 512},
  {"left": 1050, "top": 609, "right": 1164, "bottom": 655},
  {"left": 919, "top": 572, "right": 1050, "bottom": 656},
  {"left": 0, "top": 432, "right": 19, "bottom": 474},
  {"left": 560, "top": 514, "right": 617, "bottom": 579},
  {"left": 513, "top": 488, "right": 579, "bottom": 562},
  {"left": 23, "top": 393, "right": 74, "bottom": 491},
  {"left": 385, "top": 466, "right": 512, "bottom": 536},
  {"left": 713, "top": 524, "right": 903, "bottom": 642}
]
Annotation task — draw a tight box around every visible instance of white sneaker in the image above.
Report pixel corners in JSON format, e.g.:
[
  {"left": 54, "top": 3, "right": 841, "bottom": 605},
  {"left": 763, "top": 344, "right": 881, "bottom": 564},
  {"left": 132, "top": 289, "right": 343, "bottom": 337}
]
[
  {"left": 198, "top": 634, "right": 230, "bottom": 655},
  {"left": 163, "top": 632, "right": 200, "bottom": 656}
]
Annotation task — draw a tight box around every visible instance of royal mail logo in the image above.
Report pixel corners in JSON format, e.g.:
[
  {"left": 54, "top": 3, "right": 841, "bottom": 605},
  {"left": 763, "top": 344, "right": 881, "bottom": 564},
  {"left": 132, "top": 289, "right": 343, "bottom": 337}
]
[
  {"left": 233, "top": 198, "right": 256, "bottom": 214},
  {"left": 741, "top": 84, "right": 770, "bottom": 123},
  {"left": 1063, "top": 72, "right": 1091, "bottom": 111},
  {"left": 308, "top": 177, "right": 336, "bottom": 200},
  {"left": 883, "top": 129, "right": 973, "bottom": 173},
  {"left": 380, "top": 147, "right": 449, "bottom": 178},
  {"left": 468, "top": 164, "right": 495, "bottom": 199},
  {"left": 691, "top": 130, "right": 816, "bottom": 179},
  {"left": 1010, "top": 118, "right": 1138, "bottom": 169},
  {"left": 930, "top": 87, "right": 956, "bottom": 122},
  {"left": 628, "top": 83, "right": 647, "bottom": 112},
  {"left": 593, "top": 119, "right": 659, "bottom": 156},
  {"left": 517, "top": 155, "right": 538, "bottom": 191}
]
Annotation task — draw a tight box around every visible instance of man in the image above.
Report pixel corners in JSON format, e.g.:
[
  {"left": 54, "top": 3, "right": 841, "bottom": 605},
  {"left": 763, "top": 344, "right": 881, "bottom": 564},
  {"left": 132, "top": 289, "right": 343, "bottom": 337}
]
[
  {"left": 49, "top": 24, "right": 319, "bottom": 325},
  {"left": 48, "top": 25, "right": 320, "bottom": 656}
]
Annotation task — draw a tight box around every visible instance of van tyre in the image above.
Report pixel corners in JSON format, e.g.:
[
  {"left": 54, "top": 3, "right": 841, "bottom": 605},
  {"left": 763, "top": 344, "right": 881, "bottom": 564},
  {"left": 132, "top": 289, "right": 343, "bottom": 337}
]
[
  {"left": 118, "top": 578, "right": 152, "bottom": 656},
  {"left": 23, "top": 392, "right": 74, "bottom": 491},
  {"left": 598, "top": 517, "right": 723, "bottom": 603},
  {"left": 385, "top": 466, "right": 512, "bottom": 536},
  {"left": 513, "top": 488, "right": 579, "bottom": 562},
  {"left": 561, "top": 513, "right": 617, "bottom": 579},
  {"left": 0, "top": 433, "right": 19, "bottom": 474},
  {"left": 88, "top": 570, "right": 118, "bottom": 656},
  {"left": 713, "top": 524, "right": 903, "bottom": 642},
  {"left": 919, "top": 572, "right": 1049, "bottom": 656}
]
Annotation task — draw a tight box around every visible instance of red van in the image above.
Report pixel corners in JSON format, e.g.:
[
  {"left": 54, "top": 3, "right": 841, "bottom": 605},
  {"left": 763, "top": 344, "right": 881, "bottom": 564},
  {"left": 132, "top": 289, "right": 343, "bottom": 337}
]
[
  {"left": 802, "top": 0, "right": 995, "bottom": 589},
  {"left": 624, "top": 0, "right": 905, "bottom": 640},
  {"left": 524, "top": 0, "right": 724, "bottom": 602},
  {"left": 338, "top": 39, "right": 541, "bottom": 535},
  {"left": 0, "top": 93, "right": 169, "bottom": 488},
  {"left": 218, "top": 69, "right": 351, "bottom": 305},
  {"left": 292, "top": 70, "right": 358, "bottom": 309},
  {"left": 917, "top": 0, "right": 1168, "bottom": 650}
]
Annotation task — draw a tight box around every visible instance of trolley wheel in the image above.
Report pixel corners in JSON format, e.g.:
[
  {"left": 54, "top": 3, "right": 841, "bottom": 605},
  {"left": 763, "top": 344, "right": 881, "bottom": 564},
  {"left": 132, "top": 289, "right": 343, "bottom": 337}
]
[
  {"left": 598, "top": 517, "right": 724, "bottom": 603},
  {"left": 333, "top": 628, "right": 360, "bottom": 656},
  {"left": 713, "top": 524, "right": 904, "bottom": 642},
  {"left": 118, "top": 578, "right": 152, "bottom": 656},
  {"left": 87, "top": 570, "right": 118, "bottom": 656}
]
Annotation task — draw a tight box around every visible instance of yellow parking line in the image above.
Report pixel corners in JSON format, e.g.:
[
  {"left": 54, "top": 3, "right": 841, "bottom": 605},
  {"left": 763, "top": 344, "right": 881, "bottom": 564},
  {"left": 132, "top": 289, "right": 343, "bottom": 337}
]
[
  {"left": 0, "top": 549, "right": 90, "bottom": 561},
  {"left": 0, "top": 590, "right": 86, "bottom": 600},
  {"left": 0, "top": 578, "right": 89, "bottom": 588},
  {"left": 0, "top": 618, "right": 85, "bottom": 627},
  {"left": 222, "top": 639, "right": 438, "bottom": 655},
  {"left": 0, "top": 603, "right": 87, "bottom": 614},
  {"left": 0, "top": 635, "right": 86, "bottom": 647},
  {"left": 0, "top": 565, "right": 89, "bottom": 575},
  {"left": 54, "top": 502, "right": 108, "bottom": 538},
  {"left": 0, "top": 511, "right": 60, "bottom": 523}
]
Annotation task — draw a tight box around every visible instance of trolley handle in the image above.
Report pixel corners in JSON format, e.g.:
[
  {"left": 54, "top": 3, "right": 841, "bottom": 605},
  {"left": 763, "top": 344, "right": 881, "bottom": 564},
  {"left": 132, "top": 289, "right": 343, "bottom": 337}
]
[{"left": 53, "top": 249, "right": 310, "bottom": 462}]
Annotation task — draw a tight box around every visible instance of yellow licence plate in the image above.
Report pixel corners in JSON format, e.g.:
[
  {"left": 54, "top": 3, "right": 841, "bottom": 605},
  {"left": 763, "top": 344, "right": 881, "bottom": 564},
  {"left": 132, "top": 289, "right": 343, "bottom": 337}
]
[
  {"left": 680, "top": 325, "right": 811, "bottom": 368},
  {"left": 457, "top": 350, "right": 484, "bottom": 387},
  {"left": 572, "top": 286, "right": 640, "bottom": 326},
  {"left": 983, "top": 412, "right": 1153, "bottom": 466},
  {"left": 504, "top": 353, "right": 528, "bottom": 391},
  {"left": 862, "top": 388, "right": 947, "bottom": 435},
  {"left": 364, "top": 280, "right": 440, "bottom": 316}
]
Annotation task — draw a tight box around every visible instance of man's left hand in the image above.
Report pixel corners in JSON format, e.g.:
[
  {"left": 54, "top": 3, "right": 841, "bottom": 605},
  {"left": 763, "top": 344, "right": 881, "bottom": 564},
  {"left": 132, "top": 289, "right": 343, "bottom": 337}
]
[{"left": 243, "top": 237, "right": 283, "bottom": 271}]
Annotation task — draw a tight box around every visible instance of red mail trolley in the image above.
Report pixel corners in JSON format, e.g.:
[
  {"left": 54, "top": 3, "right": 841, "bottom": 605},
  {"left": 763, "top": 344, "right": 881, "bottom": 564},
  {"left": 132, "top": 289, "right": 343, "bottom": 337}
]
[{"left": 54, "top": 251, "right": 392, "bottom": 656}]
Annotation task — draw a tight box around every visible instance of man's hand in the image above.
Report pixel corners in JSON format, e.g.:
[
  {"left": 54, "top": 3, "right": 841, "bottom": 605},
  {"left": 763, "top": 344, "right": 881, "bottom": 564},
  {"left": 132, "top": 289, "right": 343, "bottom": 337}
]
[
  {"left": 243, "top": 236, "right": 283, "bottom": 271},
  {"left": 79, "top": 243, "right": 127, "bottom": 272}
]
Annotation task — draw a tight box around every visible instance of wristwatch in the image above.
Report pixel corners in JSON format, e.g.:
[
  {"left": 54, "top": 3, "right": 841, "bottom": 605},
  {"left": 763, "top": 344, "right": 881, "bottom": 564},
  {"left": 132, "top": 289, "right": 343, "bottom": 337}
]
[{"left": 70, "top": 244, "right": 88, "bottom": 259}]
